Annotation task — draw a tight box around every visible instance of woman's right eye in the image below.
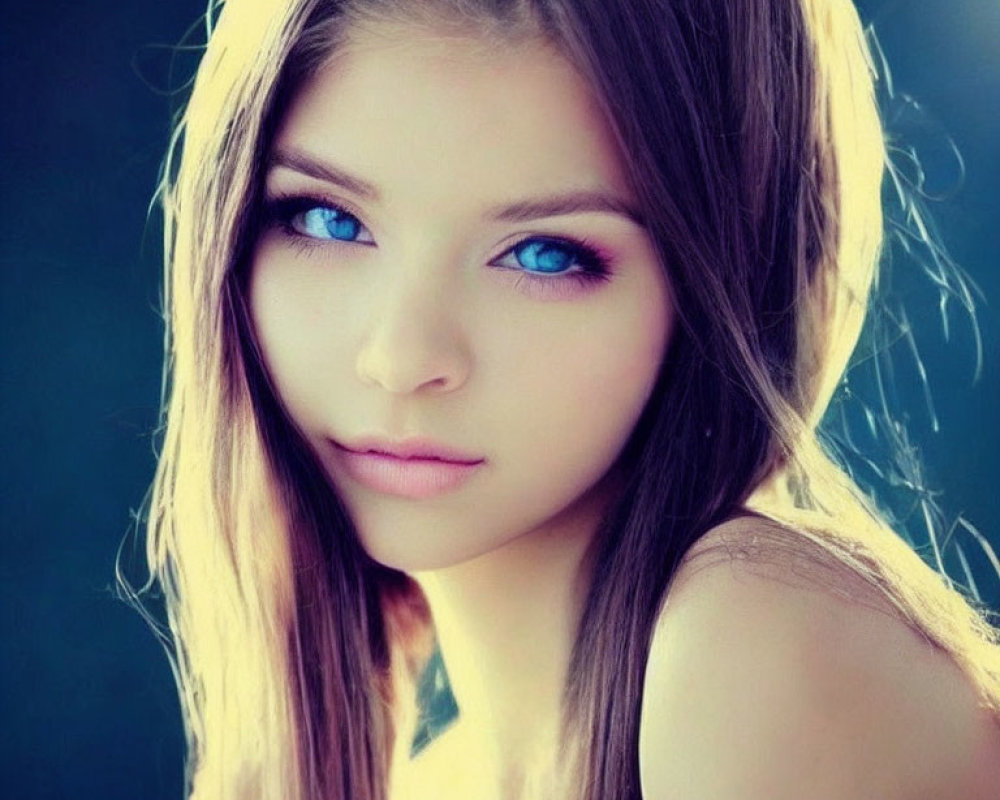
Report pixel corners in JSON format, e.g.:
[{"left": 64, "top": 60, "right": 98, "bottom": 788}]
[{"left": 266, "top": 197, "right": 375, "bottom": 245}]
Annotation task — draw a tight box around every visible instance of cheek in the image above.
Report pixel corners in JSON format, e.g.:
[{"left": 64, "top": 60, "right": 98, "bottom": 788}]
[
  {"left": 495, "top": 278, "right": 672, "bottom": 490},
  {"left": 247, "top": 245, "right": 355, "bottom": 429},
  {"left": 249, "top": 262, "right": 309, "bottom": 416}
]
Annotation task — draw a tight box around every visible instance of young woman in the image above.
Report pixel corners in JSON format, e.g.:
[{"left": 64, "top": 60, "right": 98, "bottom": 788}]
[{"left": 138, "top": 0, "right": 1000, "bottom": 797}]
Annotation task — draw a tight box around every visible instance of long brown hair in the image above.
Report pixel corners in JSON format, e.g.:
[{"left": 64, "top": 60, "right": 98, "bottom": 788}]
[{"left": 133, "top": 0, "right": 1000, "bottom": 797}]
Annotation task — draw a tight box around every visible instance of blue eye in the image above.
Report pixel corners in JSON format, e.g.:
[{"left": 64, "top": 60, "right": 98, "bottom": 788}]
[
  {"left": 494, "top": 236, "right": 610, "bottom": 281},
  {"left": 513, "top": 239, "right": 577, "bottom": 274},
  {"left": 265, "top": 196, "right": 375, "bottom": 244},
  {"left": 299, "top": 207, "right": 364, "bottom": 241}
]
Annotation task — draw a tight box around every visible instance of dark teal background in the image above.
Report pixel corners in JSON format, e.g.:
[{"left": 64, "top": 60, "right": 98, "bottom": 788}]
[{"left": 1, "top": 1, "right": 997, "bottom": 796}]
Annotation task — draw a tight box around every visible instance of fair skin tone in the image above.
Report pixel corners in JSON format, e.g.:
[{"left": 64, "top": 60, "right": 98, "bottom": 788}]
[
  {"left": 249, "top": 19, "right": 1000, "bottom": 800},
  {"left": 640, "top": 517, "right": 1000, "bottom": 800},
  {"left": 250, "top": 19, "right": 671, "bottom": 797}
]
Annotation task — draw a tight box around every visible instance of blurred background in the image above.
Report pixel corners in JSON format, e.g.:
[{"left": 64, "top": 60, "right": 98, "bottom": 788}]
[{"left": 1, "top": 0, "right": 997, "bottom": 797}]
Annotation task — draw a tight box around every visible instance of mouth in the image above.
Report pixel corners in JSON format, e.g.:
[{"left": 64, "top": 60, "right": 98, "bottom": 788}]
[
  {"left": 330, "top": 437, "right": 485, "bottom": 499},
  {"left": 335, "top": 435, "right": 484, "bottom": 464}
]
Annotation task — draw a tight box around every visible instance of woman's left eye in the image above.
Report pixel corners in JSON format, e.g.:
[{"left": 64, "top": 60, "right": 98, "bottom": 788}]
[{"left": 491, "top": 236, "right": 611, "bottom": 283}]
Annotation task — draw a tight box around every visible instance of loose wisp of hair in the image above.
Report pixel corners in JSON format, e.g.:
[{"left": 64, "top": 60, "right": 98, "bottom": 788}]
[{"left": 116, "top": 1, "right": 1000, "bottom": 798}]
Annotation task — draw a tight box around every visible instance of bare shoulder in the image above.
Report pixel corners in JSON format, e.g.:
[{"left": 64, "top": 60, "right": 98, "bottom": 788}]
[{"left": 638, "top": 515, "right": 1000, "bottom": 800}]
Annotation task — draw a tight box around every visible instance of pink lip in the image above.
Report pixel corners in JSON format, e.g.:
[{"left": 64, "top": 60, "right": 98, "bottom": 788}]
[{"left": 331, "top": 436, "right": 485, "bottom": 499}]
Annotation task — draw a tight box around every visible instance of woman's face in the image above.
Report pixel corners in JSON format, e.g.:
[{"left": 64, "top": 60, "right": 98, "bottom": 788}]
[{"left": 249, "top": 21, "right": 673, "bottom": 571}]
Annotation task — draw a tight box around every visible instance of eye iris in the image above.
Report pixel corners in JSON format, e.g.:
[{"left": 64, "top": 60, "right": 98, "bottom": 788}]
[
  {"left": 516, "top": 240, "right": 574, "bottom": 273},
  {"left": 302, "top": 207, "right": 361, "bottom": 241}
]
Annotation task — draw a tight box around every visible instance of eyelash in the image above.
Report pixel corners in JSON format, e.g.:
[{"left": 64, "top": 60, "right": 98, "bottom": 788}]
[{"left": 260, "top": 193, "right": 614, "bottom": 296}]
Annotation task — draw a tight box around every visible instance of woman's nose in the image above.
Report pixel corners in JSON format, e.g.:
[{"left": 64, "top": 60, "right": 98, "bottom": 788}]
[{"left": 354, "top": 268, "right": 472, "bottom": 396}]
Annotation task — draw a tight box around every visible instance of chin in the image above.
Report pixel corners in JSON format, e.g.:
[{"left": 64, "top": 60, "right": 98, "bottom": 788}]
[{"left": 356, "top": 521, "right": 518, "bottom": 575}]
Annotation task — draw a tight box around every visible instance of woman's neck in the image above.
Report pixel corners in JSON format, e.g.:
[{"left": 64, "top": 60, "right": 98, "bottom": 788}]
[{"left": 411, "top": 478, "right": 613, "bottom": 790}]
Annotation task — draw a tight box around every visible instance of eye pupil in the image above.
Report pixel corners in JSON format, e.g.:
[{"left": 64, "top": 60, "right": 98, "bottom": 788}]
[
  {"left": 302, "top": 207, "right": 361, "bottom": 241},
  {"left": 516, "top": 240, "right": 574, "bottom": 273}
]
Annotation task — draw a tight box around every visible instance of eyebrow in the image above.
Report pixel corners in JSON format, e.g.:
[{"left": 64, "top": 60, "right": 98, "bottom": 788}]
[
  {"left": 487, "top": 192, "right": 645, "bottom": 229},
  {"left": 269, "top": 147, "right": 381, "bottom": 201},
  {"left": 267, "top": 146, "right": 646, "bottom": 228}
]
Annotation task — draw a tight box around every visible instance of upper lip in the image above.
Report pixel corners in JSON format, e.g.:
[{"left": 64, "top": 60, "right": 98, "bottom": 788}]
[{"left": 334, "top": 435, "right": 485, "bottom": 465}]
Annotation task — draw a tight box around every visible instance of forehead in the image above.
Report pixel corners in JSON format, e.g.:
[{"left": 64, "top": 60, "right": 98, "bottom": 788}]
[{"left": 272, "top": 20, "right": 632, "bottom": 209}]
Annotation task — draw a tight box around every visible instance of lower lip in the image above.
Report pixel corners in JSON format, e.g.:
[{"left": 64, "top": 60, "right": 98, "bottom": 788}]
[{"left": 333, "top": 444, "right": 483, "bottom": 499}]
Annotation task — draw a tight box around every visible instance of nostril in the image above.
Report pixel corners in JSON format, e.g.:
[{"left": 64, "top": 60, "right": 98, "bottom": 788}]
[{"left": 354, "top": 329, "right": 471, "bottom": 396}]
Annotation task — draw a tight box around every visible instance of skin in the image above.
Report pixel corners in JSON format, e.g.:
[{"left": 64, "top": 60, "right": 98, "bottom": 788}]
[
  {"left": 248, "top": 19, "right": 672, "bottom": 796},
  {"left": 247, "top": 16, "right": 1000, "bottom": 800},
  {"left": 640, "top": 519, "right": 1000, "bottom": 800}
]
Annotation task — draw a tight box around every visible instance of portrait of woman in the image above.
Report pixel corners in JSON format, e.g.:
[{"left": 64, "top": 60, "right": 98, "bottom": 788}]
[
  {"left": 2, "top": 0, "right": 999, "bottom": 798},
  {"left": 130, "top": 0, "right": 1000, "bottom": 797}
]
